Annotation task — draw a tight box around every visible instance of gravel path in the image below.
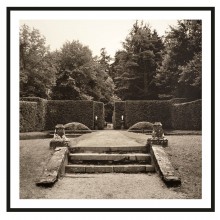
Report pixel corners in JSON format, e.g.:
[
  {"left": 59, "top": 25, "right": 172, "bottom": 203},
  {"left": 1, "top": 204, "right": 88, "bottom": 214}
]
[{"left": 44, "top": 173, "right": 186, "bottom": 199}]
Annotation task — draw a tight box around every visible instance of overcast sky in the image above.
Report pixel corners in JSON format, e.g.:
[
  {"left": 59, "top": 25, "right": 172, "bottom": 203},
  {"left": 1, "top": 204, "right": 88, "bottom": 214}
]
[{"left": 20, "top": 20, "right": 178, "bottom": 57}]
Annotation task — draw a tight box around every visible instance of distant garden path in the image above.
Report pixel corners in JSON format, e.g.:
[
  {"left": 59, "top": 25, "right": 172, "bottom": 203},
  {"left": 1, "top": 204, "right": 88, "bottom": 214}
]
[{"left": 72, "top": 130, "right": 144, "bottom": 147}]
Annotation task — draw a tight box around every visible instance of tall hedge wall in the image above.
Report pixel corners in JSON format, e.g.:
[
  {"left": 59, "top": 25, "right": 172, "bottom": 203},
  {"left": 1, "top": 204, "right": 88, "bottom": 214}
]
[
  {"left": 45, "top": 100, "right": 94, "bottom": 130},
  {"left": 113, "top": 101, "right": 126, "bottom": 129},
  {"left": 125, "top": 100, "right": 173, "bottom": 129},
  {"left": 20, "top": 101, "right": 37, "bottom": 132},
  {"left": 171, "top": 100, "right": 202, "bottom": 130},
  {"left": 113, "top": 99, "right": 201, "bottom": 130},
  {"left": 21, "top": 97, "right": 47, "bottom": 131},
  {"left": 93, "top": 101, "right": 105, "bottom": 129}
]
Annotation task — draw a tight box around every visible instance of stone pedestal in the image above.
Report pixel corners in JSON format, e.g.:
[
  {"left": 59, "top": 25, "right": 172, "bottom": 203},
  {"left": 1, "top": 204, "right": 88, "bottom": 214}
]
[
  {"left": 147, "top": 137, "right": 168, "bottom": 147},
  {"left": 49, "top": 124, "right": 70, "bottom": 149},
  {"left": 147, "top": 122, "right": 168, "bottom": 147},
  {"left": 50, "top": 138, "right": 70, "bottom": 149}
]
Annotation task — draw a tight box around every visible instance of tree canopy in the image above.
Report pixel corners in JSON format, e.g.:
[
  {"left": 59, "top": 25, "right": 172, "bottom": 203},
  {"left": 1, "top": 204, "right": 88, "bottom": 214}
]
[
  {"left": 20, "top": 24, "right": 56, "bottom": 98},
  {"left": 51, "top": 41, "right": 115, "bottom": 103},
  {"left": 111, "top": 21, "right": 164, "bottom": 100},
  {"left": 155, "top": 20, "right": 202, "bottom": 99},
  {"left": 20, "top": 20, "right": 202, "bottom": 102}
]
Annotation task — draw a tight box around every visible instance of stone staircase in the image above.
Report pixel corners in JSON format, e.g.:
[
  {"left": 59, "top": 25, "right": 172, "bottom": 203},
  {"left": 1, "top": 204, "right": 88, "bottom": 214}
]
[{"left": 65, "top": 145, "right": 155, "bottom": 174}]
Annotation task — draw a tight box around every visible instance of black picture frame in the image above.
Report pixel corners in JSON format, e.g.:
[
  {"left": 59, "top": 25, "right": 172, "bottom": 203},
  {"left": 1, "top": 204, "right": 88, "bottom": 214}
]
[{"left": 6, "top": 6, "right": 215, "bottom": 212}]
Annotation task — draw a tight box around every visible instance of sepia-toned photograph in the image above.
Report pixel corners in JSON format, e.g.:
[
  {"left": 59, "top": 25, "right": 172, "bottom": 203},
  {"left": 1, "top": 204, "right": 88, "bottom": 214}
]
[{"left": 7, "top": 7, "right": 214, "bottom": 211}]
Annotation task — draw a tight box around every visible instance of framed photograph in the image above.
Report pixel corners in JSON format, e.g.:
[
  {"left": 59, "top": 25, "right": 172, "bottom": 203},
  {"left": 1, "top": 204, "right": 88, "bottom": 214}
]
[{"left": 7, "top": 7, "right": 215, "bottom": 212}]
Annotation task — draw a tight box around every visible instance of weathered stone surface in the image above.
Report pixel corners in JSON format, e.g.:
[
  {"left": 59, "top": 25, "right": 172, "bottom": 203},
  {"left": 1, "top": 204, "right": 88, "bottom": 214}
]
[
  {"left": 50, "top": 139, "right": 71, "bottom": 149},
  {"left": 147, "top": 137, "right": 168, "bottom": 147},
  {"left": 65, "top": 165, "right": 85, "bottom": 173},
  {"left": 151, "top": 145, "right": 181, "bottom": 187},
  {"left": 69, "top": 153, "right": 151, "bottom": 163},
  {"left": 113, "top": 165, "right": 147, "bottom": 173},
  {"left": 65, "top": 164, "right": 154, "bottom": 173},
  {"left": 36, "top": 147, "right": 68, "bottom": 186},
  {"left": 69, "top": 145, "right": 148, "bottom": 153},
  {"left": 85, "top": 165, "right": 113, "bottom": 173}
]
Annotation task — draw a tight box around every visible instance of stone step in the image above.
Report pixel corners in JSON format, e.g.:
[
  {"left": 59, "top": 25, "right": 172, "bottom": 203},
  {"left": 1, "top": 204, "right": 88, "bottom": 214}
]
[
  {"left": 68, "top": 153, "right": 151, "bottom": 164},
  {"left": 65, "top": 164, "right": 155, "bottom": 173},
  {"left": 69, "top": 145, "right": 149, "bottom": 154}
]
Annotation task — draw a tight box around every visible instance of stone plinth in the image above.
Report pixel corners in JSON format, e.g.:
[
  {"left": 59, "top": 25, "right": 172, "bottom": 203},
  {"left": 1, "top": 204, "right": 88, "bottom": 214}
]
[
  {"left": 49, "top": 124, "right": 71, "bottom": 148},
  {"left": 50, "top": 139, "right": 71, "bottom": 149},
  {"left": 147, "top": 137, "right": 168, "bottom": 147},
  {"left": 147, "top": 122, "right": 168, "bottom": 147}
]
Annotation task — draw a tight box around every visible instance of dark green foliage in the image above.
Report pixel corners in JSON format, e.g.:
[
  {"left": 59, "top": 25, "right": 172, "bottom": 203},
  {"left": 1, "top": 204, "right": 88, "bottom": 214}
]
[
  {"left": 51, "top": 41, "right": 115, "bottom": 103},
  {"left": 125, "top": 100, "right": 172, "bottom": 129},
  {"left": 113, "top": 99, "right": 200, "bottom": 130},
  {"left": 112, "top": 21, "right": 164, "bottom": 100},
  {"left": 113, "top": 101, "right": 126, "bottom": 129},
  {"left": 94, "top": 102, "right": 105, "bottom": 129},
  {"left": 20, "top": 101, "right": 37, "bottom": 132},
  {"left": 21, "top": 97, "right": 47, "bottom": 131},
  {"left": 20, "top": 24, "right": 56, "bottom": 99},
  {"left": 128, "top": 121, "right": 153, "bottom": 131},
  {"left": 104, "top": 102, "right": 114, "bottom": 122},
  {"left": 155, "top": 20, "right": 202, "bottom": 99},
  {"left": 171, "top": 100, "right": 201, "bottom": 130},
  {"left": 45, "top": 100, "right": 94, "bottom": 130}
]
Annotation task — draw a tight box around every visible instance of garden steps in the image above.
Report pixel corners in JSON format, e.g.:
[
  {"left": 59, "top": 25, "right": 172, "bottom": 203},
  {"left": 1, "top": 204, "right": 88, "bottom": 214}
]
[
  {"left": 66, "top": 147, "right": 154, "bottom": 174},
  {"left": 66, "top": 150, "right": 154, "bottom": 174},
  {"left": 65, "top": 130, "right": 155, "bottom": 174}
]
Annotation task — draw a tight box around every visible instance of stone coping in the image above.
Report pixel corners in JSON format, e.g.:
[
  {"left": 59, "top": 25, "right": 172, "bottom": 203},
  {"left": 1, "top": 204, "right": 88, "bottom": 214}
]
[{"left": 150, "top": 145, "right": 181, "bottom": 187}]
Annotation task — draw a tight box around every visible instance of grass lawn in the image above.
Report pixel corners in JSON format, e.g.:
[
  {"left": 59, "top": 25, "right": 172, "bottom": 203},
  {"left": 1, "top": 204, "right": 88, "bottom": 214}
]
[
  {"left": 20, "top": 139, "right": 53, "bottom": 199},
  {"left": 165, "top": 136, "right": 202, "bottom": 198},
  {"left": 20, "top": 133, "right": 202, "bottom": 199}
]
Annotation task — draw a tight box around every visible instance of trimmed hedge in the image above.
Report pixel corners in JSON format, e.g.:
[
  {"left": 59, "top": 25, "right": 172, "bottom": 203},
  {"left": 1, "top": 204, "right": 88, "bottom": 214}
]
[
  {"left": 64, "top": 122, "right": 91, "bottom": 131},
  {"left": 128, "top": 121, "right": 153, "bottom": 131},
  {"left": 21, "top": 97, "right": 47, "bottom": 131},
  {"left": 125, "top": 100, "right": 173, "bottom": 129},
  {"left": 94, "top": 101, "right": 105, "bottom": 129},
  {"left": 45, "top": 100, "right": 94, "bottom": 130},
  {"left": 171, "top": 100, "right": 202, "bottom": 130},
  {"left": 20, "top": 101, "right": 37, "bottom": 132},
  {"left": 113, "top": 101, "right": 126, "bottom": 129}
]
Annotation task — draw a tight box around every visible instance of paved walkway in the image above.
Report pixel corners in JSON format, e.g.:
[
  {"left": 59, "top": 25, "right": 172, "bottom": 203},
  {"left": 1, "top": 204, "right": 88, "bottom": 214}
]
[{"left": 73, "top": 130, "right": 145, "bottom": 147}]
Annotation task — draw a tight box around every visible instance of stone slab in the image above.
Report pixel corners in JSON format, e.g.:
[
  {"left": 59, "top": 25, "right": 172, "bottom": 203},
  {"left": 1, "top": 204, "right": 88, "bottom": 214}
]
[
  {"left": 113, "top": 165, "right": 150, "bottom": 173},
  {"left": 151, "top": 145, "right": 181, "bottom": 186},
  {"left": 36, "top": 147, "right": 68, "bottom": 186},
  {"left": 85, "top": 165, "right": 113, "bottom": 173},
  {"left": 65, "top": 164, "right": 154, "bottom": 173},
  {"left": 69, "top": 146, "right": 148, "bottom": 153},
  {"left": 69, "top": 153, "right": 151, "bottom": 163},
  {"left": 65, "top": 165, "right": 85, "bottom": 173}
]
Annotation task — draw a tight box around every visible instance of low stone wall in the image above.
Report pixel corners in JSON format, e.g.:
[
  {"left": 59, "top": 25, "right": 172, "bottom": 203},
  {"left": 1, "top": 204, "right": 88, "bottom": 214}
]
[{"left": 150, "top": 145, "right": 181, "bottom": 186}]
